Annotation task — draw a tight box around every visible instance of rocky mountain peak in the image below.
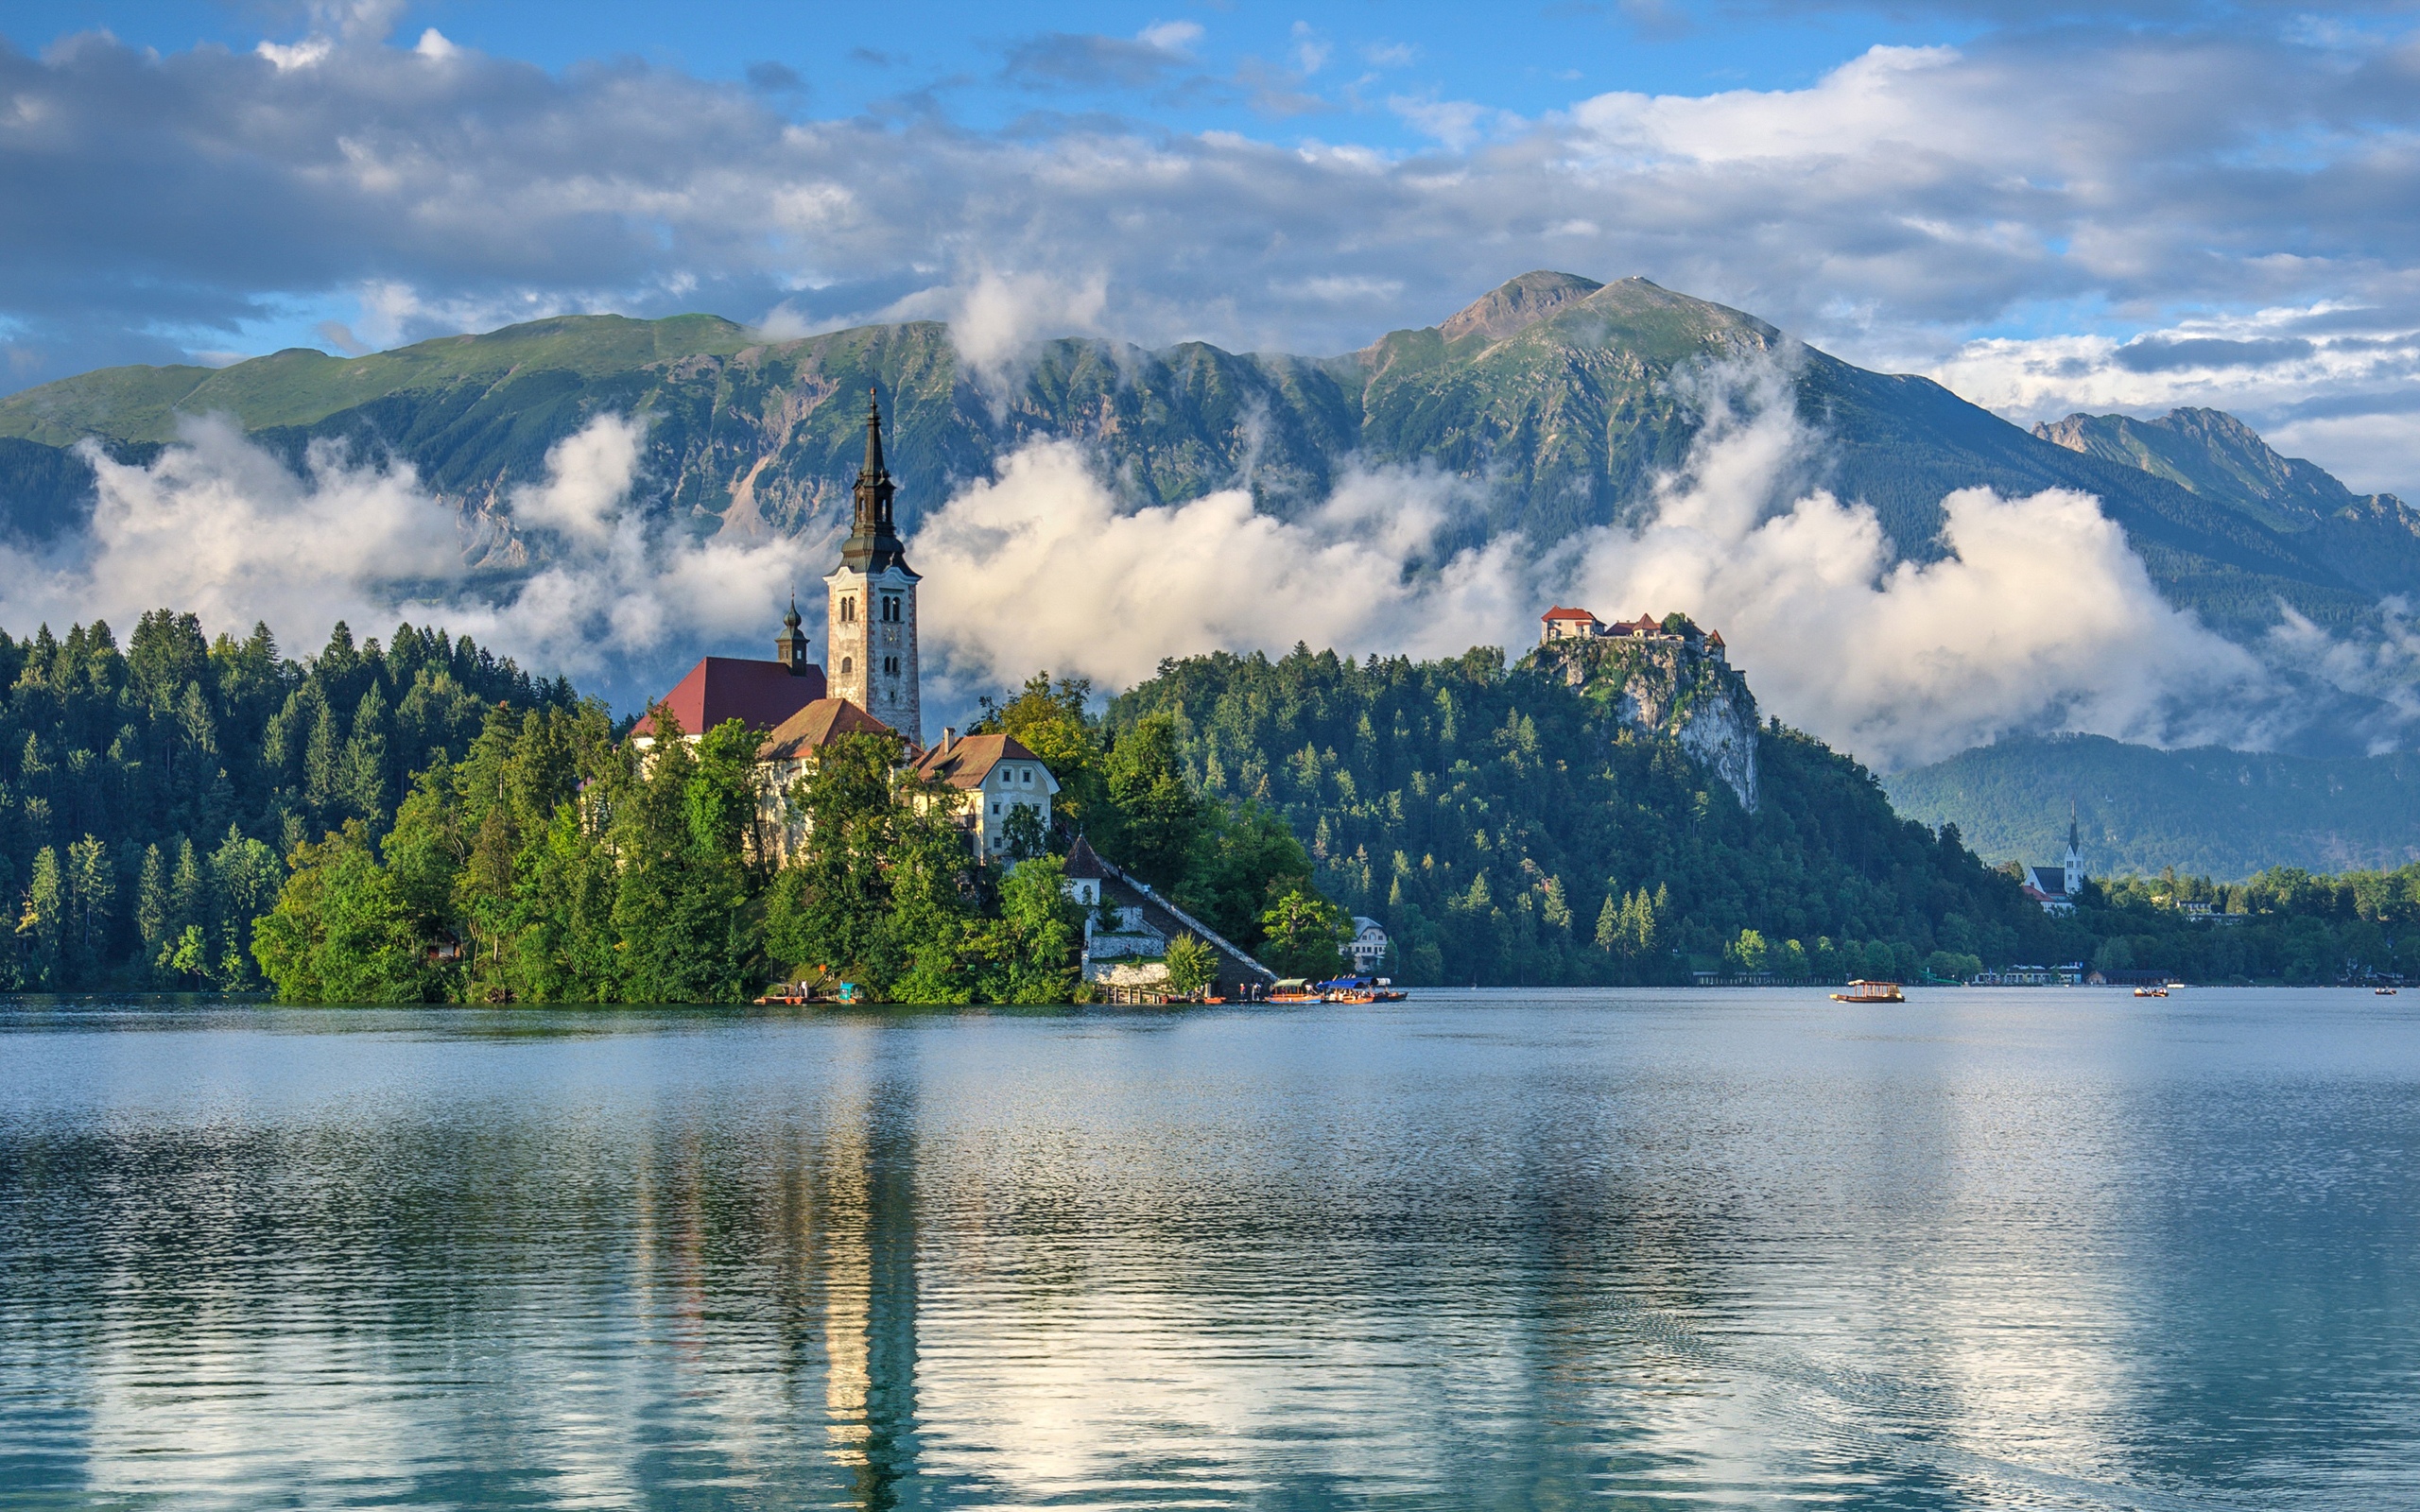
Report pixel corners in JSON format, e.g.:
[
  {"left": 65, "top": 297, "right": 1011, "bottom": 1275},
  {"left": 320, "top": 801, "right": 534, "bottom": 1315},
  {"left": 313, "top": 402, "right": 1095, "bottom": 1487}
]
[
  {"left": 1437, "top": 270, "right": 1605, "bottom": 344},
  {"left": 2033, "top": 405, "right": 2361, "bottom": 527}
]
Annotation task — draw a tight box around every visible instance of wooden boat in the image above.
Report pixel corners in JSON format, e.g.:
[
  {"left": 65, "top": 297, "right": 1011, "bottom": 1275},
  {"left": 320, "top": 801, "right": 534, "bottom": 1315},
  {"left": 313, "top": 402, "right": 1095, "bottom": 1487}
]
[
  {"left": 2134, "top": 985, "right": 2169, "bottom": 998},
  {"left": 1829, "top": 980, "right": 1904, "bottom": 1004},
  {"left": 2377, "top": 987, "right": 2398, "bottom": 995}
]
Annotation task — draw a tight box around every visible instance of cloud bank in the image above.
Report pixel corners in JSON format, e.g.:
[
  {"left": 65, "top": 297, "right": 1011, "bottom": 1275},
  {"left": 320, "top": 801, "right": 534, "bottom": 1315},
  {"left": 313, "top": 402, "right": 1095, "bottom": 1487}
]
[
  {"left": 0, "top": 415, "right": 815, "bottom": 702},
  {"left": 1, "top": 367, "right": 2401, "bottom": 768},
  {"left": 910, "top": 364, "right": 2286, "bottom": 769}
]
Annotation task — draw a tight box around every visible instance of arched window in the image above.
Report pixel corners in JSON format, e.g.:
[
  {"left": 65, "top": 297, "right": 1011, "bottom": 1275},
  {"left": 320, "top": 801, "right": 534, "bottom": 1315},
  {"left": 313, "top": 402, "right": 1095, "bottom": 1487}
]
[
  {"left": 840, "top": 656, "right": 852, "bottom": 674},
  {"left": 840, "top": 596, "right": 856, "bottom": 624}
]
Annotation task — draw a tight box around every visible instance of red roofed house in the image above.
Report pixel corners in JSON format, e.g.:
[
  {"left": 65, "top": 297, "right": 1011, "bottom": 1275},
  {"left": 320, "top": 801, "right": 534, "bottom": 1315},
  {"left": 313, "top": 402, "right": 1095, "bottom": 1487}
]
[
  {"left": 911, "top": 730, "right": 1059, "bottom": 860},
  {"left": 636, "top": 599, "right": 826, "bottom": 746},
  {"left": 1540, "top": 606, "right": 1601, "bottom": 642}
]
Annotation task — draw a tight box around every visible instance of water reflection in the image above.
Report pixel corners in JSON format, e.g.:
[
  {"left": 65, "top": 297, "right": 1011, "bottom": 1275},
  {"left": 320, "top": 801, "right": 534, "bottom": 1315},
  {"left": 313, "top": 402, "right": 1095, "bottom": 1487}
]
[{"left": 0, "top": 991, "right": 2415, "bottom": 1507}]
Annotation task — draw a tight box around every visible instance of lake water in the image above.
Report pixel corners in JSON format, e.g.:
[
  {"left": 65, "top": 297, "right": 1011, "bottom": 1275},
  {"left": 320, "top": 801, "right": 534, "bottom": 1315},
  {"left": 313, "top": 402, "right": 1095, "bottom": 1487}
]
[{"left": 0, "top": 988, "right": 2415, "bottom": 1509}]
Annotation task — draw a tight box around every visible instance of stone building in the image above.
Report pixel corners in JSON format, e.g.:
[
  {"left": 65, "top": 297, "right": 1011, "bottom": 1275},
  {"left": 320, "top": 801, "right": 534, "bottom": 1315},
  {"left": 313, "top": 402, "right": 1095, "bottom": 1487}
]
[
  {"left": 910, "top": 730, "right": 1058, "bottom": 858},
  {"left": 825, "top": 389, "right": 923, "bottom": 744},
  {"left": 754, "top": 697, "right": 900, "bottom": 865}
]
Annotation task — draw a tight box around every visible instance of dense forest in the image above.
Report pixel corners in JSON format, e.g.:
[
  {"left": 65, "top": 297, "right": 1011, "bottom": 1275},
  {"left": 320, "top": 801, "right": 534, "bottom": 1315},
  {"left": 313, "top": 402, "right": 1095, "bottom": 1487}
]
[
  {"left": 1107, "top": 644, "right": 2420, "bottom": 987},
  {"left": 0, "top": 612, "right": 573, "bottom": 991}
]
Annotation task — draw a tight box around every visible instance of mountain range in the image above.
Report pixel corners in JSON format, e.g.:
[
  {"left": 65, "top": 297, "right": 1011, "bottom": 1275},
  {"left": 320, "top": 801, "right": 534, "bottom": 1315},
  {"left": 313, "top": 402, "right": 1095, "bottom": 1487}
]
[{"left": 6, "top": 271, "right": 2418, "bottom": 648}]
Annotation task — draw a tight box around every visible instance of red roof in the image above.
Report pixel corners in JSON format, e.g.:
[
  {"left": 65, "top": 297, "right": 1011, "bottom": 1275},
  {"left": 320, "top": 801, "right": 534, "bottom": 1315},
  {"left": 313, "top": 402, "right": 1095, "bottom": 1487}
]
[
  {"left": 1541, "top": 606, "right": 1598, "bottom": 621},
  {"left": 760, "top": 697, "right": 893, "bottom": 760},
  {"left": 910, "top": 732, "right": 1047, "bottom": 790},
  {"left": 1706, "top": 629, "right": 1725, "bottom": 646},
  {"left": 639, "top": 657, "right": 826, "bottom": 737}
]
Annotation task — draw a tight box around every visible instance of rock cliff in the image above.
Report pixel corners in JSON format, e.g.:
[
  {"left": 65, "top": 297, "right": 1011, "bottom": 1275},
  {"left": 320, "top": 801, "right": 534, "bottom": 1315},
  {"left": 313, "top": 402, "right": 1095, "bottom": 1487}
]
[{"left": 1527, "top": 621, "right": 1760, "bottom": 812}]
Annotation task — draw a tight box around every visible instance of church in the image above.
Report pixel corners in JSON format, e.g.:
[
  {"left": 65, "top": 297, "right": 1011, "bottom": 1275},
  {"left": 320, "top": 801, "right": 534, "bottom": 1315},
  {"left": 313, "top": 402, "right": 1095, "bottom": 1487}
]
[
  {"left": 640, "top": 388, "right": 1053, "bottom": 861},
  {"left": 2020, "top": 807, "right": 2086, "bottom": 915}
]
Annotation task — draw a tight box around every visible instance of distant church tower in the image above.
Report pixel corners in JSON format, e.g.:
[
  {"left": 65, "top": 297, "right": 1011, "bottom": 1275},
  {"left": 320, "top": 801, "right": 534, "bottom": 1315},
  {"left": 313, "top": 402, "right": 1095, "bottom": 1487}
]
[
  {"left": 825, "top": 387, "right": 921, "bottom": 741},
  {"left": 775, "top": 593, "right": 811, "bottom": 673},
  {"left": 2063, "top": 800, "right": 2084, "bottom": 898}
]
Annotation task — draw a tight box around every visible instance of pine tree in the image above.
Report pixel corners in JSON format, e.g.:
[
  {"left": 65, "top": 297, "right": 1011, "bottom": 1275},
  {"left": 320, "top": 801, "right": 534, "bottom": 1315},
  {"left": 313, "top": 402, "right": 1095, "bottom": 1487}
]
[
  {"left": 340, "top": 684, "right": 389, "bottom": 824},
  {"left": 303, "top": 696, "right": 340, "bottom": 821},
  {"left": 1595, "top": 891, "right": 1622, "bottom": 952},
  {"left": 22, "top": 845, "right": 61, "bottom": 988},
  {"left": 137, "top": 844, "right": 170, "bottom": 969},
  {"left": 64, "top": 834, "right": 114, "bottom": 981},
  {"left": 170, "top": 836, "right": 205, "bottom": 942}
]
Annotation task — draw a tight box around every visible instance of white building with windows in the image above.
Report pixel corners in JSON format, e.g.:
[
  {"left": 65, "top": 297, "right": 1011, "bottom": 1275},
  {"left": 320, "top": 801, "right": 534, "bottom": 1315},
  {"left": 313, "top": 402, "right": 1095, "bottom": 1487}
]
[
  {"left": 1348, "top": 916, "right": 1390, "bottom": 973},
  {"left": 911, "top": 730, "right": 1058, "bottom": 858}
]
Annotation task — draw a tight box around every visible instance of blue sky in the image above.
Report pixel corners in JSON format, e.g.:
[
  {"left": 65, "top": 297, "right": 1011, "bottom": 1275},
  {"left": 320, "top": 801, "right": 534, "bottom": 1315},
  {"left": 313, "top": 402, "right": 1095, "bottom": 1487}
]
[
  {"left": 12, "top": 0, "right": 1981, "bottom": 138},
  {"left": 6, "top": 0, "right": 2420, "bottom": 492}
]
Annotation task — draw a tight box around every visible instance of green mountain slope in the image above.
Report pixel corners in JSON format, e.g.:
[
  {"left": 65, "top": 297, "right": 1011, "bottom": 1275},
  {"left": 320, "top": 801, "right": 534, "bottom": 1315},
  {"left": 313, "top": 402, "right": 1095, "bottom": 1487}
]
[
  {"left": 1883, "top": 732, "right": 2420, "bottom": 879},
  {"left": 2034, "top": 407, "right": 2420, "bottom": 601},
  {"left": 0, "top": 273, "right": 2403, "bottom": 640}
]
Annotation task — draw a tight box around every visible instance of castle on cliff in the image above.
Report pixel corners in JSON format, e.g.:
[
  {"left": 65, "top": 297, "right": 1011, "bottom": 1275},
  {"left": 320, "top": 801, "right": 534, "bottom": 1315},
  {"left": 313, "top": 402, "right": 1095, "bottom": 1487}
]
[{"left": 1530, "top": 605, "right": 1759, "bottom": 813}]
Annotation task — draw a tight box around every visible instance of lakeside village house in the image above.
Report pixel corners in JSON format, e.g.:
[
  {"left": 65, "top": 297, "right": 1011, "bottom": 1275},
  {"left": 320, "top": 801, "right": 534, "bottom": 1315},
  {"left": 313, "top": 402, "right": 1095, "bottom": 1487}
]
[{"left": 635, "top": 391, "right": 1294, "bottom": 995}]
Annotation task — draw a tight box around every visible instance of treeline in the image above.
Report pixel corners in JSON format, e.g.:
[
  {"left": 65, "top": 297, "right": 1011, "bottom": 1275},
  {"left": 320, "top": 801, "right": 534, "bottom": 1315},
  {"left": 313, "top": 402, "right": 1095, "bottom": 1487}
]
[
  {"left": 2060, "top": 867, "right": 2420, "bottom": 984},
  {"left": 0, "top": 612, "right": 572, "bottom": 991},
  {"left": 1107, "top": 644, "right": 2061, "bottom": 985}
]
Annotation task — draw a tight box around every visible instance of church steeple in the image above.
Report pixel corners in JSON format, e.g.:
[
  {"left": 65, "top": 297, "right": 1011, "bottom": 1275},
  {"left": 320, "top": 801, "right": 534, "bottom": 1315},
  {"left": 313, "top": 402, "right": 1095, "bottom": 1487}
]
[
  {"left": 774, "top": 592, "right": 810, "bottom": 674},
  {"left": 842, "top": 386, "right": 910, "bottom": 575},
  {"left": 825, "top": 384, "right": 923, "bottom": 742}
]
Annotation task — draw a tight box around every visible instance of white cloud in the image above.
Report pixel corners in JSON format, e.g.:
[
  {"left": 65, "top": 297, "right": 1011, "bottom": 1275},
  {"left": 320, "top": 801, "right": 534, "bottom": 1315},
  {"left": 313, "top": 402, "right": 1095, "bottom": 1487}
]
[
  {"left": 254, "top": 36, "right": 333, "bottom": 71},
  {"left": 1554, "top": 365, "right": 2268, "bottom": 765},
  {"left": 909, "top": 361, "right": 2284, "bottom": 769},
  {"left": 0, "top": 415, "right": 812, "bottom": 694},
  {"left": 908, "top": 439, "right": 1530, "bottom": 691},
  {"left": 1136, "top": 21, "right": 1202, "bottom": 55},
  {"left": 883, "top": 268, "right": 1111, "bottom": 384}
]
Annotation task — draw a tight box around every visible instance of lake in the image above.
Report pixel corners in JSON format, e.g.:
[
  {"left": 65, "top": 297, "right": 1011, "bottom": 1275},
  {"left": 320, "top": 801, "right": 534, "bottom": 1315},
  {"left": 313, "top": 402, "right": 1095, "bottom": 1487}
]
[{"left": 0, "top": 988, "right": 2414, "bottom": 1508}]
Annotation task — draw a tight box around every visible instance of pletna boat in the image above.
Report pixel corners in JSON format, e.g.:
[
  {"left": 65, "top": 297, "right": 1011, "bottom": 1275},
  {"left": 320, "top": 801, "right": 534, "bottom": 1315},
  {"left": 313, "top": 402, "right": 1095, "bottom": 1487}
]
[
  {"left": 2134, "top": 985, "right": 2169, "bottom": 998},
  {"left": 1830, "top": 980, "right": 1904, "bottom": 1004}
]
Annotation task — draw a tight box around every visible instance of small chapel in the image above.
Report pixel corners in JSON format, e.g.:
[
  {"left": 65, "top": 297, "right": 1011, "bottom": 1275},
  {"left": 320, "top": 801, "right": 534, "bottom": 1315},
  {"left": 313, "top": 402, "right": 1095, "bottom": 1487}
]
[{"left": 640, "top": 388, "right": 1053, "bottom": 861}]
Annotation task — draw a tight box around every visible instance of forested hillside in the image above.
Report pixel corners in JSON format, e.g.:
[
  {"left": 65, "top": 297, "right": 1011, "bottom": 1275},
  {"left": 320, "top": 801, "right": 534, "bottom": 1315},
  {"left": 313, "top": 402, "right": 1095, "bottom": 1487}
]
[
  {"left": 0, "top": 612, "right": 573, "bottom": 990},
  {"left": 1106, "top": 644, "right": 2054, "bottom": 985},
  {"left": 4, "top": 273, "right": 2409, "bottom": 644},
  {"left": 1883, "top": 733, "right": 2420, "bottom": 879}
]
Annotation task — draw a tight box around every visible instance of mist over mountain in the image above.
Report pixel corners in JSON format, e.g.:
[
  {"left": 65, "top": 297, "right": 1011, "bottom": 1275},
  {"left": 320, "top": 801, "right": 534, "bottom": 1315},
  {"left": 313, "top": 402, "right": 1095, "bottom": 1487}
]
[{"left": 2, "top": 272, "right": 2416, "bottom": 759}]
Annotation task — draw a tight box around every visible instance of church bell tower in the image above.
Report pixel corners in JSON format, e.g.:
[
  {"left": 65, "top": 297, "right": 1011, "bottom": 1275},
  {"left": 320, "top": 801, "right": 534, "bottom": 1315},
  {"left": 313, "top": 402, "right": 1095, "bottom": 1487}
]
[{"left": 825, "top": 387, "right": 921, "bottom": 741}]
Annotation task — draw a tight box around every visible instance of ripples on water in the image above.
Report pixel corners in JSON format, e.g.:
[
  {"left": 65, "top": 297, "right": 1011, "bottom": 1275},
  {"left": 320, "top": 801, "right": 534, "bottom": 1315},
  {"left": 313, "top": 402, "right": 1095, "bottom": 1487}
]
[{"left": 0, "top": 989, "right": 2414, "bottom": 1508}]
